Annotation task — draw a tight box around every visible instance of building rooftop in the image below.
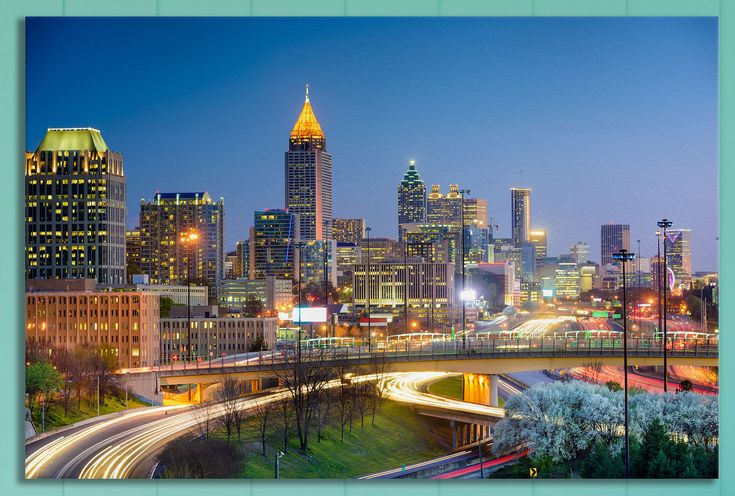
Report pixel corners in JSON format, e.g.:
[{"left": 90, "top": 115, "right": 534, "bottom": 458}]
[
  {"left": 290, "top": 84, "right": 325, "bottom": 143},
  {"left": 36, "top": 128, "right": 109, "bottom": 153}
]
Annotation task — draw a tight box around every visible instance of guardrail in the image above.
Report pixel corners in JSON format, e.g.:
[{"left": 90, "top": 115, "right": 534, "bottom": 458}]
[{"left": 156, "top": 336, "right": 718, "bottom": 377}]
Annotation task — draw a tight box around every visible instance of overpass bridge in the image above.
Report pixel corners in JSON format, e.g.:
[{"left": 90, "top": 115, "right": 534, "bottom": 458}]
[{"left": 135, "top": 336, "right": 716, "bottom": 403}]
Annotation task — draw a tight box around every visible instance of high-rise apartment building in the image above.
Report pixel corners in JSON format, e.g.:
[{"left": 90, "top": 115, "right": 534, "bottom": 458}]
[
  {"left": 332, "top": 218, "right": 365, "bottom": 244},
  {"left": 600, "top": 224, "right": 630, "bottom": 267},
  {"left": 234, "top": 240, "right": 246, "bottom": 279},
  {"left": 666, "top": 228, "right": 692, "bottom": 291},
  {"left": 397, "top": 160, "right": 426, "bottom": 233},
  {"left": 511, "top": 188, "right": 531, "bottom": 246},
  {"left": 139, "top": 192, "right": 224, "bottom": 300},
  {"left": 249, "top": 209, "right": 300, "bottom": 280},
  {"left": 285, "top": 85, "right": 332, "bottom": 240},
  {"left": 25, "top": 128, "right": 126, "bottom": 284}
]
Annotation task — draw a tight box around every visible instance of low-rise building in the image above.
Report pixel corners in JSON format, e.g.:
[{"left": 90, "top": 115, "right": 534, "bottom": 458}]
[
  {"left": 25, "top": 282, "right": 160, "bottom": 369},
  {"left": 160, "top": 316, "right": 277, "bottom": 362},
  {"left": 219, "top": 276, "right": 293, "bottom": 312}
]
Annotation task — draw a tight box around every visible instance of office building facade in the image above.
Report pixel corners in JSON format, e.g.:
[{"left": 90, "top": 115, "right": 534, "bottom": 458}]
[
  {"left": 25, "top": 287, "right": 160, "bottom": 369},
  {"left": 332, "top": 218, "right": 366, "bottom": 244},
  {"left": 511, "top": 188, "right": 531, "bottom": 246},
  {"left": 249, "top": 209, "right": 300, "bottom": 280},
  {"left": 600, "top": 224, "right": 630, "bottom": 267},
  {"left": 666, "top": 228, "right": 693, "bottom": 291},
  {"left": 25, "top": 128, "right": 126, "bottom": 284}
]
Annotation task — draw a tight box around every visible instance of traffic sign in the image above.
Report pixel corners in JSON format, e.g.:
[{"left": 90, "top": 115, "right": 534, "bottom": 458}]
[{"left": 530, "top": 467, "right": 538, "bottom": 477}]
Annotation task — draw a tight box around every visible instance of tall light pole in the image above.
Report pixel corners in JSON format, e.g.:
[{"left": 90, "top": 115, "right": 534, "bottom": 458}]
[
  {"left": 365, "top": 227, "right": 372, "bottom": 351},
  {"left": 323, "top": 220, "right": 331, "bottom": 338},
  {"left": 656, "top": 230, "right": 663, "bottom": 340},
  {"left": 404, "top": 238, "right": 409, "bottom": 335},
  {"left": 613, "top": 248, "right": 635, "bottom": 479},
  {"left": 180, "top": 230, "right": 199, "bottom": 364},
  {"left": 459, "top": 189, "right": 470, "bottom": 346},
  {"left": 637, "top": 239, "right": 641, "bottom": 331},
  {"left": 657, "top": 218, "right": 673, "bottom": 392}
]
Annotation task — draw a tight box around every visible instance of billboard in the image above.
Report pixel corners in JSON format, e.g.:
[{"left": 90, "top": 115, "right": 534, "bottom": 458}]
[{"left": 283, "top": 307, "right": 327, "bottom": 323}]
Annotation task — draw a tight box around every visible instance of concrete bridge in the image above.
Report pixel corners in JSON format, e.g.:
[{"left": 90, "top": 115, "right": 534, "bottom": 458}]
[{"left": 125, "top": 336, "right": 717, "bottom": 405}]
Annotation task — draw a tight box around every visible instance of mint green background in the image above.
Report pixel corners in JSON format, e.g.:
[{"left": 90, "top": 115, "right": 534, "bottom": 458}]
[{"left": 0, "top": 0, "right": 729, "bottom": 495}]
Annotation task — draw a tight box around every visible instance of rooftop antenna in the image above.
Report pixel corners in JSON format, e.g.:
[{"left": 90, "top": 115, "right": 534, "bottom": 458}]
[{"left": 520, "top": 168, "right": 524, "bottom": 187}]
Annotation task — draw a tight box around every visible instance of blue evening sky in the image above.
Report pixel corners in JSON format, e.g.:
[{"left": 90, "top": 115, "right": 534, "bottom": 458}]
[{"left": 26, "top": 17, "right": 717, "bottom": 271}]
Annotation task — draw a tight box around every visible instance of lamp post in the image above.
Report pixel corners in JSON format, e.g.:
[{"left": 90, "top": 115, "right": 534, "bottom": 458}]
[
  {"left": 404, "top": 238, "right": 409, "bottom": 335},
  {"left": 296, "top": 241, "right": 306, "bottom": 368},
  {"left": 657, "top": 218, "right": 673, "bottom": 392},
  {"left": 613, "top": 248, "right": 635, "bottom": 479},
  {"left": 637, "top": 239, "right": 641, "bottom": 331},
  {"left": 656, "top": 230, "right": 663, "bottom": 340},
  {"left": 323, "top": 220, "right": 331, "bottom": 338},
  {"left": 365, "top": 227, "right": 372, "bottom": 351},
  {"left": 180, "top": 229, "right": 199, "bottom": 403},
  {"left": 180, "top": 230, "right": 199, "bottom": 365},
  {"left": 459, "top": 189, "right": 470, "bottom": 347}
]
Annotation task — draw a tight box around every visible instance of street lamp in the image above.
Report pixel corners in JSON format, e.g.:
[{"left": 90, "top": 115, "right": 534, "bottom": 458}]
[
  {"left": 612, "top": 248, "right": 635, "bottom": 479},
  {"left": 274, "top": 451, "right": 284, "bottom": 479},
  {"left": 459, "top": 188, "right": 470, "bottom": 347},
  {"left": 657, "top": 218, "right": 673, "bottom": 392},
  {"left": 365, "top": 226, "right": 372, "bottom": 352},
  {"left": 179, "top": 229, "right": 199, "bottom": 365}
]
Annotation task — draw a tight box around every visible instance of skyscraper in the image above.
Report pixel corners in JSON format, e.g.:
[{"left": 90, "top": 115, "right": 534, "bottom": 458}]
[
  {"left": 600, "top": 224, "right": 630, "bottom": 267},
  {"left": 397, "top": 160, "right": 427, "bottom": 233},
  {"left": 666, "top": 228, "right": 692, "bottom": 290},
  {"left": 463, "top": 198, "right": 488, "bottom": 228},
  {"left": 285, "top": 85, "right": 332, "bottom": 240},
  {"left": 332, "top": 218, "right": 365, "bottom": 244},
  {"left": 249, "top": 209, "right": 300, "bottom": 280},
  {"left": 529, "top": 229, "right": 547, "bottom": 266},
  {"left": 427, "top": 184, "right": 462, "bottom": 226},
  {"left": 125, "top": 227, "right": 141, "bottom": 282},
  {"left": 139, "top": 192, "right": 224, "bottom": 299},
  {"left": 25, "top": 128, "right": 126, "bottom": 284},
  {"left": 511, "top": 188, "right": 531, "bottom": 246},
  {"left": 570, "top": 241, "right": 590, "bottom": 265}
]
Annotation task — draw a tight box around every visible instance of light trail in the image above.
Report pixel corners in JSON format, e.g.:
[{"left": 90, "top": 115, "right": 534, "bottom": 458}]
[{"left": 384, "top": 372, "right": 505, "bottom": 418}]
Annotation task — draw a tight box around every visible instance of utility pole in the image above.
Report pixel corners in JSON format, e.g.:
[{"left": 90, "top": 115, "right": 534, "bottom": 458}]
[{"left": 366, "top": 227, "right": 372, "bottom": 352}]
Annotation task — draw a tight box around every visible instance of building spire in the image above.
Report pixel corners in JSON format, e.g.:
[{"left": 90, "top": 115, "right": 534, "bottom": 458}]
[{"left": 305, "top": 83, "right": 310, "bottom": 103}]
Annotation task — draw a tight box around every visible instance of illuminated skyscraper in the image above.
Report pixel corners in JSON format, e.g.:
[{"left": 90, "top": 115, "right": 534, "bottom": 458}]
[
  {"left": 600, "top": 224, "right": 630, "bottom": 267},
  {"left": 125, "top": 227, "right": 141, "bottom": 282},
  {"left": 427, "top": 184, "right": 462, "bottom": 227},
  {"left": 332, "top": 218, "right": 365, "bottom": 244},
  {"left": 529, "top": 229, "right": 547, "bottom": 262},
  {"left": 666, "top": 228, "right": 692, "bottom": 290},
  {"left": 511, "top": 188, "right": 531, "bottom": 246},
  {"left": 139, "top": 192, "right": 224, "bottom": 299},
  {"left": 249, "top": 209, "right": 300, "bottom": 280},
  {"left": 463, "top": 198, "right": 488, "bottom": 228},
  {"left": 285, "top": 85, "right": 332, "bottom": 240},
  {"left": 25, "top": 128, "right": 126, "bottom": 284},
  {"left": 397, "top": 160, "right": 426, "bottom": 233}
]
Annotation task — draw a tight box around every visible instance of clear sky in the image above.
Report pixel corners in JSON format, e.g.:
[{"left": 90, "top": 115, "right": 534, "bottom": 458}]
[{"left": 26, "top": 17, "right": 718, "bottom": 271}]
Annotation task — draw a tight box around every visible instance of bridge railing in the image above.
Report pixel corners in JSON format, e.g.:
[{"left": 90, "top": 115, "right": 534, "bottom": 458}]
[{"left": 156, "top": 336, "right": 718, "bottom": 376}]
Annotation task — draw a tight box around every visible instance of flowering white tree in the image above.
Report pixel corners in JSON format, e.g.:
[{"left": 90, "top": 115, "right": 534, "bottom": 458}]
[{"left": 493, "top": 380, "right": 718, "bottom": 463}]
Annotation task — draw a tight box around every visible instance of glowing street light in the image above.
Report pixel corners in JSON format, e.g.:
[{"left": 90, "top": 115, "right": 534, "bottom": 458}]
[
  {"left": 657, "top": 218, "right": 673, "bottom": 392},
  {"left": 612, "top": 248, "right": 635, "bottom": 479}
]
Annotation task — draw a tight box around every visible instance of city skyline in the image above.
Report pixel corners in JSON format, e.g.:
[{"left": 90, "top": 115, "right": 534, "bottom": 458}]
[{"left": 26, "top": 17, "right": 717, "bottom": 271}]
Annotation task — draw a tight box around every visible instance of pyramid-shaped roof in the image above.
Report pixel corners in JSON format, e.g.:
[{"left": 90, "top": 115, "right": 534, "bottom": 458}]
[{"left": 290, "top": 85, "right": 325, "bottom": 143}]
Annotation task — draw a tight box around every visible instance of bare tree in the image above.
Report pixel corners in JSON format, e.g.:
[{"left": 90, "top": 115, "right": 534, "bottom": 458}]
[
  {"left": 312, "top": 388, "right": 332, "bottom": 443},
  {"left": 214, "top": 376, "right": 245, "bottom": 446},
  {"left": 277, "top": 398, "right": 295, "bottom": 453},
  {"left": 274, "top": 347, "right": 335, "bottom": 451},
  {"left": 252, "top": 398, "right": 276, "bottom": 456},
  {"left": 367, "top": 354, "right": 389, "bottom": 425},
  {"left": 354, "top": 381, "right": 371, "bottom": 429},
  {"left": 192, "top": 400, "right": 215, "bottom": 441}
]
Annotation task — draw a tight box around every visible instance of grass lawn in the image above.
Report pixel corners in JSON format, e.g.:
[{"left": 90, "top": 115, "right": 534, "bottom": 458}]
[
  {"left": 232, "top": 401, "right": 445, "bottom": 478},
  {"left": 30, "top": 395, "right": 149, "bottom": 432},
  {"left": 427, "top": 375, "right": 505, "bottom": 406}
]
